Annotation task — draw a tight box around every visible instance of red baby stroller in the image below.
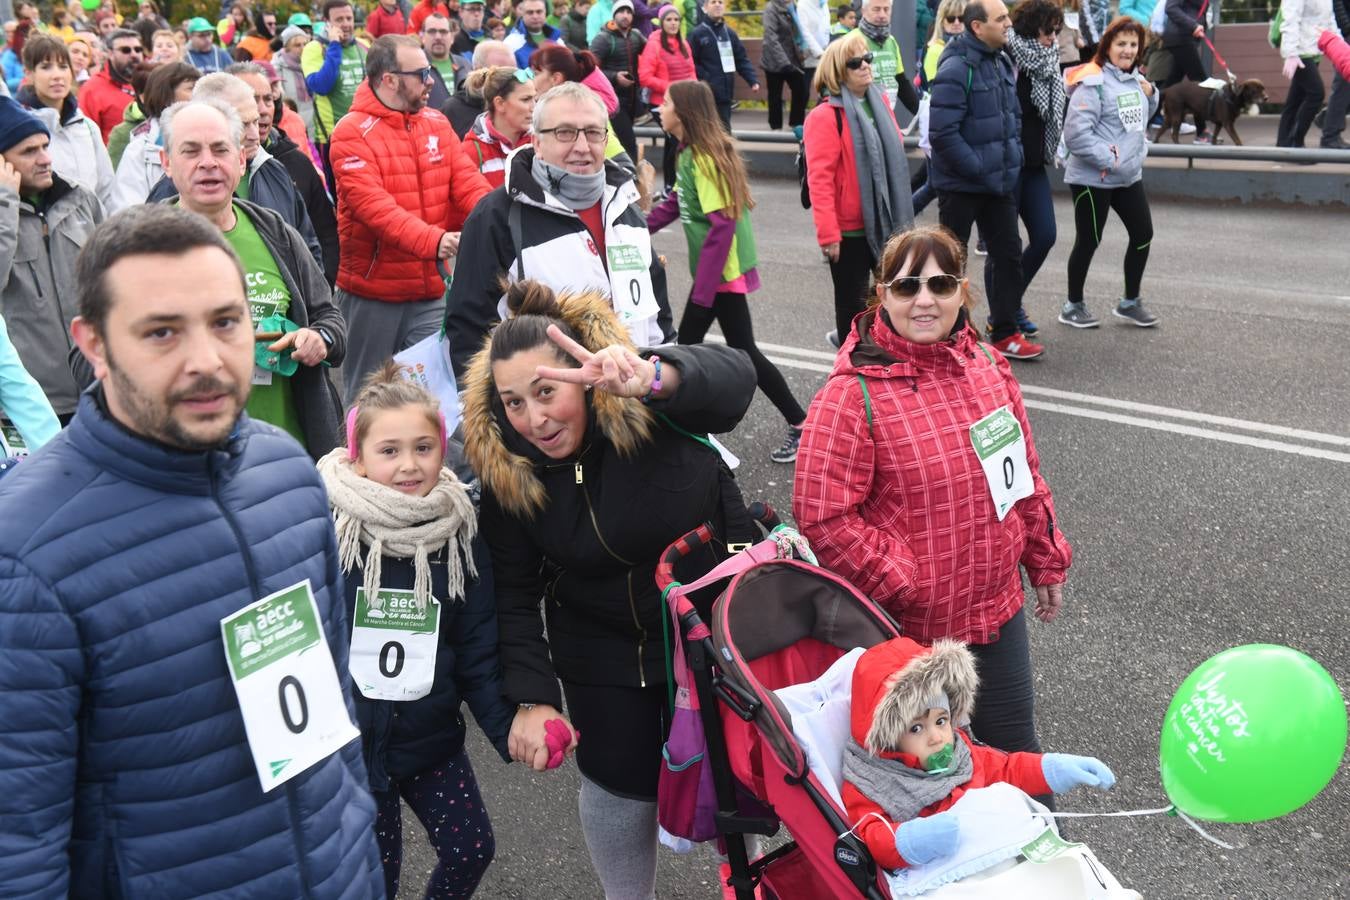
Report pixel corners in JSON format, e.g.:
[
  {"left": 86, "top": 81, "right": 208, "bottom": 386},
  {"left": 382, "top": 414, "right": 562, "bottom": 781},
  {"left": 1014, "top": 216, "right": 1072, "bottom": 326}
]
[{"left": 655, "top": 506, "right": 902, "bottom": 900}]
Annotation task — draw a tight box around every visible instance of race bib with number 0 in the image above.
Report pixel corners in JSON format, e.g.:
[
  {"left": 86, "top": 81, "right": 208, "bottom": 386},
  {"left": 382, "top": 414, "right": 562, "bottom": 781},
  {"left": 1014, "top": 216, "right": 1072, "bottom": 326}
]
[
  {"left": 348, "top": 588, "right": 441, "bottom": 702},
  {"left": 221, "top": 581, "right": 360, "bottom": 792},
  {"left": 969, "top": 406, "right": 1034, "bottom": 521},
  {"left": 605, "top": 243, "right": 660, "bottom": 338}
]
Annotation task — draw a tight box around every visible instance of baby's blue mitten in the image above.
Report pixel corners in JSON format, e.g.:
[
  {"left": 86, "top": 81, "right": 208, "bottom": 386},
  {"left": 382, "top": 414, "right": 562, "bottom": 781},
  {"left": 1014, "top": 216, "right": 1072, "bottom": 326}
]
[
  {"left": 894, "top": 811, "right": 960, "bottom": 865},
  {"left": 1042, "top": 754, "right": 1116, "bottom": 793}
]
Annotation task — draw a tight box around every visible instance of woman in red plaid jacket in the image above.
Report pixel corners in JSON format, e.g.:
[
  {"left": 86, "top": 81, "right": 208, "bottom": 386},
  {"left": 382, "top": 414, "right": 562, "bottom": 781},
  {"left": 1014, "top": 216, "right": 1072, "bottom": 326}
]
[{"left": 792, "top": 224, "right": 1073, "bottom": 767}]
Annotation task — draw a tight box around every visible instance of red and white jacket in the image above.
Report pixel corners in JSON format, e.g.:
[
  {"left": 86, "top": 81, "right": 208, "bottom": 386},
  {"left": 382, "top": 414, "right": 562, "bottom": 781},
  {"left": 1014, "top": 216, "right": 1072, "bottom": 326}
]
[
  {"left": 460, "top": 111, "right": 532, "bottom": 189},
  {"left": 842, "top": 638, "right": 1051, "bottom": 871},
  {"left": 792, "top": 310, "right": 1072, "bottom": 643}
]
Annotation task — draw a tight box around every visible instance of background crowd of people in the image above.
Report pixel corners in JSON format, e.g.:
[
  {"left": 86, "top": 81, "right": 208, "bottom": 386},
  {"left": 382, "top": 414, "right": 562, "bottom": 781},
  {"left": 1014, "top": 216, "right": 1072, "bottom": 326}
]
[{"left": 0, "top": 0, "right": 1343, "bottom": 897}]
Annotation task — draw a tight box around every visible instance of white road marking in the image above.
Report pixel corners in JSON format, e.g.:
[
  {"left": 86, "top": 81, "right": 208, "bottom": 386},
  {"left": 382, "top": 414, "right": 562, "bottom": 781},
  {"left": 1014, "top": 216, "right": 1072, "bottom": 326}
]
[{"left": 705, "top": 335, "right": 1350, "bottom": 464}]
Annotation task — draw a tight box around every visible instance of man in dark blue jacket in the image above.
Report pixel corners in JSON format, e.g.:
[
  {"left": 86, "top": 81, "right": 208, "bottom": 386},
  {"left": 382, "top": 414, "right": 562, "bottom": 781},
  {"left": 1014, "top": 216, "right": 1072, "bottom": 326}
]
[
  {"left": 0, "top": 204, "right": 383, "bottom": 899},
  {"left": 689, "top": 0, "right": 760, "bottom": 128},
  {"left": 929, "top": 0, "right": 1043, "bottom": 360}
]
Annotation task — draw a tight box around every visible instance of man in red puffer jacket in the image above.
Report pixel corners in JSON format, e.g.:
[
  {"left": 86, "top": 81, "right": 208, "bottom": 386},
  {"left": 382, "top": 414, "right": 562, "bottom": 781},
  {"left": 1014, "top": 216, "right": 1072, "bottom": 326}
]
[{"left": 331, "top": 34, "right": 491, "bottom": 398}]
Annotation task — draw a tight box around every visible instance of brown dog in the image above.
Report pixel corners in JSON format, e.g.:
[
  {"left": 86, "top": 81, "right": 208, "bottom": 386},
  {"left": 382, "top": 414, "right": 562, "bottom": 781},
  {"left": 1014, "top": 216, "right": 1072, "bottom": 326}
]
[{"left": 1158, "top": 79, "right": 1268, "bottom": 145}]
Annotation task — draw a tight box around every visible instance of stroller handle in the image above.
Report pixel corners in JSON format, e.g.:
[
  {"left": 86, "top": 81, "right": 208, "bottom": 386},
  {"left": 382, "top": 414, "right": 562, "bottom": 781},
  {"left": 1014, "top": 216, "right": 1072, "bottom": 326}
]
[{"left": 654, "top": 503, "right": 781, "bottom": 595}]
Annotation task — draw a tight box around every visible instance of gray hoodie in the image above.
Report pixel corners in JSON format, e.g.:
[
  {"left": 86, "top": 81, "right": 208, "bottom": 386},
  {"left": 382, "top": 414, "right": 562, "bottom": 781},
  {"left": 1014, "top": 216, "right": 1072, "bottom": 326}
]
[
  {"left": 1062, "top": 62, "right": 1159, "bottom": 189},
  {"left": 0, "top": 176, "right": 102, "bottom": 416}
]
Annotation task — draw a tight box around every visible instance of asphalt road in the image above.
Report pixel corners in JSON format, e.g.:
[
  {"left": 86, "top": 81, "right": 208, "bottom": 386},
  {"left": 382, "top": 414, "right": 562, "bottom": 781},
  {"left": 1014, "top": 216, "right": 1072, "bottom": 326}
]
[{"left": 400, "top": 181, "right": 1350, "bottom": 899}]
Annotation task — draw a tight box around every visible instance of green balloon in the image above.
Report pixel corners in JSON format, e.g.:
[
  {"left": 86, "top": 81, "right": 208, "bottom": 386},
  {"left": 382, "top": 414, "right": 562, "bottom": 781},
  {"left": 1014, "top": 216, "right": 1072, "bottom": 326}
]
[{"left": 1160, "top": 644, "right": 1347, "bottom": 823}]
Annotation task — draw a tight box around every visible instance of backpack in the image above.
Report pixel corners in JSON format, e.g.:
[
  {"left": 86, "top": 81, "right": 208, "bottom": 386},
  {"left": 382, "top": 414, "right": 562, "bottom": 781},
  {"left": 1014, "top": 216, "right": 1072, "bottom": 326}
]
[
  {"left": 1268, "top": 8, "right": 1284, "bottom": 48},
  {"left": 797, "top": 105, "right": 843, "bottom": 210}
]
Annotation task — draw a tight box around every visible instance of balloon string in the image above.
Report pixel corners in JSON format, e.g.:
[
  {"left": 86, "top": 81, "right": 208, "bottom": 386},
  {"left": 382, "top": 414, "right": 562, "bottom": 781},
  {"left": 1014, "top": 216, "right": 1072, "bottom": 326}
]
[{"left": 1036, "top": 804, "right": 1237, "bottom": 850}]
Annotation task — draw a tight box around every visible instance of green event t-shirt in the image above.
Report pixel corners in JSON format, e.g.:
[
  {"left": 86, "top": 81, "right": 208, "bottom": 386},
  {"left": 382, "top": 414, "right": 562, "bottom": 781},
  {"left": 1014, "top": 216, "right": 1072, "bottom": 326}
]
[
  {"left": 853, "top": 30, "right": 904, "bottom": 97},
  {"left": 431, "top": 57, "right": 456, "bottom": 82},
  {"left": 301, "top": 39, "right": 367, "bottom": 140},
  {"left": 675, "top": 149, "right": 757, "bottom": 284},
  {"left": 222, "top": 204, "right": 306, "bottom": 445}
]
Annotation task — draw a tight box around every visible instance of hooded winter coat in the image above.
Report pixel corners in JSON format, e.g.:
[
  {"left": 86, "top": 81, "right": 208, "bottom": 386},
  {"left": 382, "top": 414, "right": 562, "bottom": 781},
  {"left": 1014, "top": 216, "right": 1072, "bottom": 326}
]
[
  {"left": 461, "top": 293, "right": 755, "bottom": 704},
  {"left": 638, "top": 30, "right": 696, "bottom": 107},
  {"left": 927, "top": 31, "right": 1022, "bottom": 196},
  {"left": 792, "top": 308, "right": 1072, "bottom": 643},
  {"left": 842, "top": 637, "right": 1051, "bottom": 870},
  {"left": 330, "top": 81, "right": 492, "bottom": 302},
  {"left": 109, "top": 116, "right": 163, "bottom": 212},
  {"left": 461, "top": 110, "right": 533, "bottom": 188},
  {"left": 444, "top": 147, "right": 674, "bottom": 379},
  {"left": 0, "top": 390, "right": 384, "bottom": 899},
  {"left": 17, "top": 89, "right": 114, "bottom": 211},
  {"left": 1062, "top": 62, "right": 1158, "bottom": 188},
  {"left": 0, "top": 175, "right": 101, "bottom": 416}
]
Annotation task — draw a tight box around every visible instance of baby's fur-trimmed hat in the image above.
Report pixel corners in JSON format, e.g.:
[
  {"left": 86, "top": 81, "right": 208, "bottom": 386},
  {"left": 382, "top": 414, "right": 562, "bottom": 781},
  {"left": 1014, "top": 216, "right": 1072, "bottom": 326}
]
[{"left": 859, "top": 638, "right": 979, "bottom": 755}]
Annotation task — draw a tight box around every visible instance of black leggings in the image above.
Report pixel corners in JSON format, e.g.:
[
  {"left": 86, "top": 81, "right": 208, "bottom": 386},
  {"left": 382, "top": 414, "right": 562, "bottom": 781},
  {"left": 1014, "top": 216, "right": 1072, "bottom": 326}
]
[
  {"left": 1277, "top": 57, "right": 1325, "bottom": 147},
  {"left": 678, "top": 292, "right": 807, "bottom": 426},
  {"left": 1161, "top": 38, "right": 1208, "bottom": 89},
  {"left": 1066, "top": 180, "right": 1153, "bottom": 303},
  {"left": 765, "top": 67, "right": 807, "bottom": 130},
  {"left": 827, "top": 234, "right": 875, "bottom": 342}
]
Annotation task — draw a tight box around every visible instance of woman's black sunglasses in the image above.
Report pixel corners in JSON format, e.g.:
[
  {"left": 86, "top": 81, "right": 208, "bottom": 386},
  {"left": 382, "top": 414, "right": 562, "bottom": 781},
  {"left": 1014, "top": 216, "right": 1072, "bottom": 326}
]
[
  {"left": 882, "top": 274, "right": 965, "bottom": 298},
  {"left": 846, "top": 51, "right": 876, "bottom": 70}
]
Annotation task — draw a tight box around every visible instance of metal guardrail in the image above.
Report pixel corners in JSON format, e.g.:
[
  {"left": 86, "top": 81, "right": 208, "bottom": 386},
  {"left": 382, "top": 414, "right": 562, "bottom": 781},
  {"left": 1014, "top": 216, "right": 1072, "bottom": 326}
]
[{"left": 634, "top": 125, "right": 1350, "bottom": 166}]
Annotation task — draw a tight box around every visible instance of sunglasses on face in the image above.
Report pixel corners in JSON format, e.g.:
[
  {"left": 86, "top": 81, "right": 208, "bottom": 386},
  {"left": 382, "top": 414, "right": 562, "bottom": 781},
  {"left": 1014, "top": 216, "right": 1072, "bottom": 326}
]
[
  {"left": 1042, "top": 27, "right": 1062, "bottom": 36},
  {"left": 944, "top": 14, "right": 960, "bottom": 22},
  {"left": 845, "top": 51, "right": 875, "bottom": 70},
  {"left": 394, "top": 66, "right": 434, "bottom": 81},
  {"left": 882, "top": 274, "right": 964, "bottom": 298}
]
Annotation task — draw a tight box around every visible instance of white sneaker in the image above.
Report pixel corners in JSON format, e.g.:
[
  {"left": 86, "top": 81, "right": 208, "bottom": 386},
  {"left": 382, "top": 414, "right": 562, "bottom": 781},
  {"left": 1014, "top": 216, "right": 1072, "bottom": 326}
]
[{"left": 1179, "top": 122, "right": 1197, "bottom": 135}]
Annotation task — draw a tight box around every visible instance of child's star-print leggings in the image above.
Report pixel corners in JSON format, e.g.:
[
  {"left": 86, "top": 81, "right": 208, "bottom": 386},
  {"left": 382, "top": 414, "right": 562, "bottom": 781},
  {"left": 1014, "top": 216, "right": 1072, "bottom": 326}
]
[{"left": 373, "top": 748, "right": 495, "bottom": 898}]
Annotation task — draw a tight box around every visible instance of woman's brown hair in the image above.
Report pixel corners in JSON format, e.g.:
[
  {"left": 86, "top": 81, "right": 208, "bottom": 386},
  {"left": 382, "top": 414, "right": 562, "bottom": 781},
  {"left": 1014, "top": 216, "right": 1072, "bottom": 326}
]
[
  {"left": 1092, "top": 16, "right": 1148, "bottom": 69},
  {"left": 868, "top": 225, "right": 976, "bottom": 313},
  {"left": 666, "top": 80, "right": 754, "bottom": 221},
  {"left": 464, "top": 65, "right": 529, "bottom": 114},
  {"left": 487, "top": 279, "right": 586, "bottom": 367},
  {"left": 812, "top": 32, "right": 867, "bottom": 97}
]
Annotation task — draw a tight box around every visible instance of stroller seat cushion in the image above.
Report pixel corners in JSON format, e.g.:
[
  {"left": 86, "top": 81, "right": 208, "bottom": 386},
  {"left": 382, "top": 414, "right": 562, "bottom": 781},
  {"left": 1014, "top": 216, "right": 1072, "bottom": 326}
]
[{"left": 773, "top": 646, "right": 866, "bottom": 807}]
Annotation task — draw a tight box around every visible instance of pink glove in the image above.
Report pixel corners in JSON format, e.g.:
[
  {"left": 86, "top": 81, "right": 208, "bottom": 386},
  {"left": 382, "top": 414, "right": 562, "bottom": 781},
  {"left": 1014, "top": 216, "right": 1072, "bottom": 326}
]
[{"left": 544, "top": 719, "right": 577, "bottom": 770}]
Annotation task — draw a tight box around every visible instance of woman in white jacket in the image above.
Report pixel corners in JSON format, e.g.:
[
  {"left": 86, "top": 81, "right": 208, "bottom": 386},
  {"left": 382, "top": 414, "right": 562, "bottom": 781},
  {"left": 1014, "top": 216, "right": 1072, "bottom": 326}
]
[
  {"left": 16, "top": 35, "right": 113, "bottom": 211},
  {"left": 109, "top": 62, "right": 200, "bottom": 212},
  {"left": 797, "top": 0, "right": 831, "bottom": 76},
  {"left": 1277, "top": 0, "right": 1340, "bottom": 146}
]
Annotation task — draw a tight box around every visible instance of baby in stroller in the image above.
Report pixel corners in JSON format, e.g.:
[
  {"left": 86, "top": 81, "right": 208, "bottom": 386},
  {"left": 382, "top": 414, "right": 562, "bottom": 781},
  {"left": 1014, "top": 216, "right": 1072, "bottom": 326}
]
[{"left": 842, "top": 636, "right": 1116, "bottom": 873}]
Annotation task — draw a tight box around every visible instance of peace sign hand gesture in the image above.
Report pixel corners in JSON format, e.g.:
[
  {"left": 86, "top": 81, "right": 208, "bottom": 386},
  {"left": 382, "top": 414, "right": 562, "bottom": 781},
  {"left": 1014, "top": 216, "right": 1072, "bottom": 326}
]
[{"left": 535, "top": 324, "right": 658, "bottom": 399}]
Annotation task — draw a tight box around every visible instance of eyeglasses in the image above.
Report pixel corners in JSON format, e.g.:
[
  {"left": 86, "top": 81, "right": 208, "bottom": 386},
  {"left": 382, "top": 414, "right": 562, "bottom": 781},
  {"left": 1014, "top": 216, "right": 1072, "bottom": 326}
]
[
  {"left": 1041, "top": 27, "right": 1062, "bottom": 36},
  {"left": 424, "top": 26, "right": 451, "bottom": 34},
  {"left": 114, "top": 45, "right": 144, "bottom": 54},
  {"left": 538, "top": 125, "right": 608, "bottom": 144},
  {"left": 881, "top": 274, "right": 965, "bottom": 298},
  {"left": 393, "top": 66, "right": 434, "bottom": 81},
  {"left": 514, "top": 68, "right": 532, "bottom": 83},
  {"left": 845, "top": 51, "right": 875, "bottom": 70},
  {"left": 944, "top": 14, "right": 960, "bottom": 22}
]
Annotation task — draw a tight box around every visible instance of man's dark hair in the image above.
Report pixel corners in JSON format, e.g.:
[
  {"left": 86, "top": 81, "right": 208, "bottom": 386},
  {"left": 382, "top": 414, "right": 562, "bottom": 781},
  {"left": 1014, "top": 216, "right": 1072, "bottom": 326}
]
[
  {"left": 107, "top": 27, "right": 143, "bottom": 47},
  {"left": 76, "top": 206, "right": 245, "bottom": 334},
  {"left": 321, "top": 0, "right": 355, "bottom": 20},
  {"left": 1011, "top": 0, "right": 1063, "bottom": 39},
  {"left": 962, "top": 0, "right": 987, "bottom": 29},
  {"left": 366, "top": 34, "right": 421, "bottom": 86}
]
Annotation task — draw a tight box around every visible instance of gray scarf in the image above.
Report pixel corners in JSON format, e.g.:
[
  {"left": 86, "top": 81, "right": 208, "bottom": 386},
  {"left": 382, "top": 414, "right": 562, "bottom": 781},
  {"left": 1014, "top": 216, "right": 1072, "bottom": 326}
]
[
  {"left": 1006, "top": 33, "right": 1066, "bottom": 164},
  {"left": 859, "top": 17, "right": 890, "bottom": 44},
  {"left": 532, "top": 154, "right": 607, "bottom": 210},
  {"left": 842, "top": 736, "right": 975, "bottom": 825},
  {"left": 838, "top": 86, "right": 913, "bottom": 257}
]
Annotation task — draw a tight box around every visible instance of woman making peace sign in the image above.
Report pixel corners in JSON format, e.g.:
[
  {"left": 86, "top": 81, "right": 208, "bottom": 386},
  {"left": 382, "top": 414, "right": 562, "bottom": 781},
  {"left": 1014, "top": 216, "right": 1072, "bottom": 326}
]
[{"left": 461, "top": 279, "right": 756, "bottom": 898}]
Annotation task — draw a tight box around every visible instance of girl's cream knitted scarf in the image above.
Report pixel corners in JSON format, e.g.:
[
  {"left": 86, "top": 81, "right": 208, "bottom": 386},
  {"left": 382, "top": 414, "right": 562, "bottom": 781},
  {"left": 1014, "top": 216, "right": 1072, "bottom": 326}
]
[{"left": 317, "top": 449, "right": 478, "bottom": 612}]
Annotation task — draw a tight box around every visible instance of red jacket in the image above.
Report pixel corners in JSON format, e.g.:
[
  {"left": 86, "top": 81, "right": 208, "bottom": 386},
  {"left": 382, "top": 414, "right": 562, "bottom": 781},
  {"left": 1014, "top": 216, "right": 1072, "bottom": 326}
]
[
  {"left": 802, "top": 96, "right": 901, "bottom": 248},
  {"left": 330, "top": 82, "right": 493, "bottom": 301},
  {"left": 460, "top": 113, "right": 532, "bottom": 189},
  {"left": 1319, "top": 30, "right": 1350, "bottom": 80},
  {"left": 638, "top": 35, "right": 697, "bottom": 108},
  {"left": 365, "top": 3, "right": 408, "bottom": 38},
  {"left": 79, "top": 66, "right": 136, "bottom": 144},
  {"left": 842, "top": 637, "right": 1051, "bottom": 871},
  {"left": 408, "top": 0, "right": 452, "bottom": 34},
  {"left": 792, "top": 311, "right": 1071, "bottom": 643}
]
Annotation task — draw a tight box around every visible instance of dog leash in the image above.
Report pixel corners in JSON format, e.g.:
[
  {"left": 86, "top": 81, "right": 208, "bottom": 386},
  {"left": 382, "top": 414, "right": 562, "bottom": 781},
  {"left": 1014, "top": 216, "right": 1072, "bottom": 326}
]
[{"left": 1194, "top": 0, "right": 1237, "bottom": 81}]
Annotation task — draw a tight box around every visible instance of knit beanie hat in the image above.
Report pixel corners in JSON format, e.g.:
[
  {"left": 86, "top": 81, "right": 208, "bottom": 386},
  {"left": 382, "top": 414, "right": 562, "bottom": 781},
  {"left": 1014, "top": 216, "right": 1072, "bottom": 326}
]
[
  {"left": 657, "top": 3, "right": 680, "bottom": 17},
  {"left": 0, "top": 96, "right": 49, "bottom": 155}
]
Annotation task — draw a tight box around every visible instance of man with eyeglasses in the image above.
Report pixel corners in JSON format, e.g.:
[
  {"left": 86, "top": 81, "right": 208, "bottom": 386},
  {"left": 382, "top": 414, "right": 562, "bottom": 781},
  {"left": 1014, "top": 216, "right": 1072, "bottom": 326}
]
[
  {"left": 79, "top": 27, "right": 141, "bottom": 142},
  {"left": 445, "top": 81, "right": 672, "bottom": 379},
  {"left": 928, "top": 0, "right": 1044, "bottom": 360},
  {"left": 420, "top": 13, "right": 457, "bottom": 109},
  {"left": 849, "top": 0, "right": 919, "bottom": 116},
  {"left": 329, "top": 34, "right": 492, "bottom": 398}
]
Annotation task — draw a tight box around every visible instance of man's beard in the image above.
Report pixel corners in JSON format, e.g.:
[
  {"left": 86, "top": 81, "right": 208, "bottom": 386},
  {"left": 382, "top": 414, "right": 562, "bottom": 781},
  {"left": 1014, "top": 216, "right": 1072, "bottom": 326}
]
[{"left": 108, "top": 354, "right": 245, "bottom": 451}]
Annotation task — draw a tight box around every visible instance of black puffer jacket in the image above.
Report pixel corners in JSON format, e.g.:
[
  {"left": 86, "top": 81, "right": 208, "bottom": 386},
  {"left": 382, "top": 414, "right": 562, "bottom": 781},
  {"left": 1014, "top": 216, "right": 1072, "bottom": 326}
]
[
  {"left": 462, "top": 294, "right": 756, "bottom": 707},
  {"left": 344, "top": 537, "right": 513, "bottom": 790}
]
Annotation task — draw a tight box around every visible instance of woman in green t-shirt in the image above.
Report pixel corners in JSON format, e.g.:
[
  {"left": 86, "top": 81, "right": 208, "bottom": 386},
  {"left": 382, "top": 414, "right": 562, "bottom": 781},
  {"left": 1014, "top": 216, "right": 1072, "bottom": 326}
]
[{"left": 646, "top": 79, "right": 808, "bottom": 464}]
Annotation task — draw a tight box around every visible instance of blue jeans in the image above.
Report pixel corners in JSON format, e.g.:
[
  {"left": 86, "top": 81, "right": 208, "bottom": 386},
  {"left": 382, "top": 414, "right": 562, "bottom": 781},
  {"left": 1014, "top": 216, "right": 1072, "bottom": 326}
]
[{"left": 984, "top": 166, "right": 1057, "bottom": 304}]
